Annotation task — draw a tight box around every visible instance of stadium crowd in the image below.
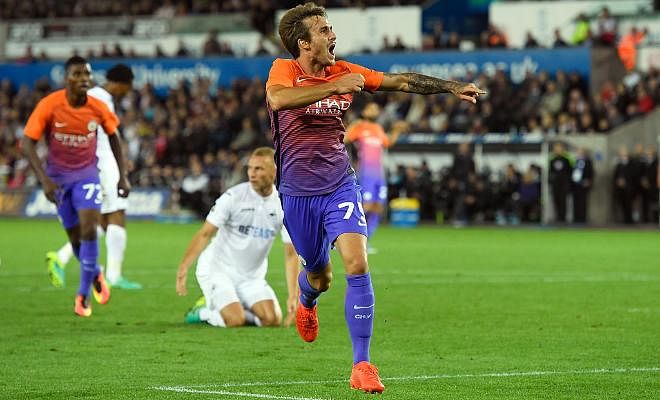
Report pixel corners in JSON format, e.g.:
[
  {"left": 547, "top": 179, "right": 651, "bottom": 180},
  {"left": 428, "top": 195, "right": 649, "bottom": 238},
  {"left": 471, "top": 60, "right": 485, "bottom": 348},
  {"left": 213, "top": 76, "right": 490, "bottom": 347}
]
[{"left": 0, "top": 63, "right": 657, "bottom": 223}]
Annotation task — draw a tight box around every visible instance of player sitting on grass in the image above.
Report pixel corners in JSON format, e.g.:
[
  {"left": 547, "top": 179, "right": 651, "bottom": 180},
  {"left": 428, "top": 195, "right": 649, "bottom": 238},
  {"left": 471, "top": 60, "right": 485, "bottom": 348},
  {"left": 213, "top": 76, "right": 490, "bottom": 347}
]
[{"left": 175, "top": 147, "right": 299, "bottom": 327}]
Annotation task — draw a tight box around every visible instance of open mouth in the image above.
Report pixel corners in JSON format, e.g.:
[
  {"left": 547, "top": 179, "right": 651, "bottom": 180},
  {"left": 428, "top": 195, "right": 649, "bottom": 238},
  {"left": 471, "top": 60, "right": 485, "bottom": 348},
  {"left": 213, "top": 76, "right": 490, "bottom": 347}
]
[{"left": 329, "top": 43, "right": 336, "bottom": 56}]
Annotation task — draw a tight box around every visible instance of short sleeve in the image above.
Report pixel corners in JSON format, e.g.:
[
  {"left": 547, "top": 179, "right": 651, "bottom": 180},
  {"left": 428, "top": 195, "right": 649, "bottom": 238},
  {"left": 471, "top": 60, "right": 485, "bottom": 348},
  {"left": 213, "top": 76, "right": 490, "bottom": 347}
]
[
  {"left": 280, "top": 223, "right": 292, "bottom": 244},
  {"left": 266, "top": 59, "right": 297, "bottom": 90},
  {"left": 206, "top": 192, "right": 233, "bottom": 228},
  {"left": 98, "top": 101, "right": 119, "bottom": 135},
  {"left": 342, "top": 61, "right": 384, "bottom": 92},
  {"left": 345, "top": 122, "right": 361, "bottom": 142},
  {"left": 23, "top": 97, "right": 52, "bottom": 140}
]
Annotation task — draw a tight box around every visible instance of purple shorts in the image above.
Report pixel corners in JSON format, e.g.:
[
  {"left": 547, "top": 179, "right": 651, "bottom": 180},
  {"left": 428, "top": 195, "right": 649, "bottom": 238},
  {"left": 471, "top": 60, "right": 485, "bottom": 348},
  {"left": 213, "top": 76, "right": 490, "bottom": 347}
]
[
  {"left": 360, "top": 177, "right": 387, "bottom": 204},
  {"left": 281, "top": 176, "right": 367, "bottom": 273},
  {"left": 56, "top": 177, "right": 102, "bottom": 229}
]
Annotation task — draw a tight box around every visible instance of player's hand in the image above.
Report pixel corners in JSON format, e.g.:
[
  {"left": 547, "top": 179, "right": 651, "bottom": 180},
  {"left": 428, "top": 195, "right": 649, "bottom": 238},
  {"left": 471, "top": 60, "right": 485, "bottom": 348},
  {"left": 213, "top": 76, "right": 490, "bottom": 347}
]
[
  {"left": 176, "top": 273, "right": 187, "bottom": 296},
  {"left": 391, "top": 120, "right": 410, "bottom": 134},
  {"left": 333, "top": 73, "right": 365, "bottom": 95},
  {"left": 452, "top": 83, "right": 487, "bottom": 104},
  {"left": 117, "top": 176, "right": 131, "bottom": 198},
  {"left": 42, "top": 177, "right": 59, "bottom": 204},
  {"left": 283, "top": 295, "right": 298, "bottom": 327}
]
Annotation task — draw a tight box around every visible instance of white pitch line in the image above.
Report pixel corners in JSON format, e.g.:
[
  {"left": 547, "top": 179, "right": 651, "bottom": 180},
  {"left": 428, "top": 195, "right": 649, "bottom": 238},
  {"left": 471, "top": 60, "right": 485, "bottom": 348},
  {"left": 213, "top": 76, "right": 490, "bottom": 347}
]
[
  {"left": 166, "top": 366, "right": 660, "bottom": 390},
  {"left": 151, "top": 386, "right": 330, "bottom": 400}
]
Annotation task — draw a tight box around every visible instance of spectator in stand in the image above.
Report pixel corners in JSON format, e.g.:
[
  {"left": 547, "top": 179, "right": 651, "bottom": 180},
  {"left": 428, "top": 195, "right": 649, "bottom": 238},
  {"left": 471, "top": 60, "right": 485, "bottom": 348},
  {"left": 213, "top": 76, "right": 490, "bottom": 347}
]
[
  {"left": 450, "top": 143, "right": 476, "bottom": 224},
  {"left": 637, "top": 86, "right": 655, "bottom": 114},
  {"left": 203, "top": 29, "right": 223, "bottom": 56},
  {"left": 431, "top": 21, "right": 447, "bottom": 49},
  {"left": 618, "top": 27, "right": 647, "bottom": 71},
  {"left": 392, "top": 36, "right": 407, "bottom": 52},
  {"left": 549, "top": 142, "right": 572, "bottom": 223},
  {"left": 641, "top": 146, "right": 659, "bottom": 223},
  {"left": 553, "top": 28, "right": 569, "bottom": 48},
  {"left": 175, "top": 40, "right": 191, "bottom": 57},
  {"left": 446, "top": 32, "right": 460, "bottom": 49},
  {"left": 496, "top": 164, "right": 521, "bottom": 225},
  {"left": 596, "top": 6, "right": 617, "bottom": 46},
  {"left": 181, "top": 157, "right": 210, "bottom": 219},
  {"left": 571, "top": 148, "right": 594, "bottom": 224},
  {"left": 572, "top": 13, "right": 590, "bottom": 45},
  {"left": 483, "top": 24, "right": 508, "bottom": 48},
  {"left": 519, "top": 165, "right": 541, "bottom": 222},
  {"left": 524, "top": 31, "right": 540, "bottom": 48},
  {"left": 613, "top": 146, "right": 635, "bottom": 224}
]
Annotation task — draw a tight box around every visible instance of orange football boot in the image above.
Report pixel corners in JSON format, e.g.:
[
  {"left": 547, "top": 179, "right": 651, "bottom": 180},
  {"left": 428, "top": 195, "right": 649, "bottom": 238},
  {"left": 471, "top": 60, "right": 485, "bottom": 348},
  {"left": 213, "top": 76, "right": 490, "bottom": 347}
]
[
  {"left": 92, "top": 271, "right": 111, "bottom": 305},
  {"left": 350, "top": 361, "right": 385, "bottom": 393},
  {"left": 74, "top": 295, "right": 92, "bottom": 317},
  {"left": 295, "top": 302, "right": 319, "bottom": 342}
]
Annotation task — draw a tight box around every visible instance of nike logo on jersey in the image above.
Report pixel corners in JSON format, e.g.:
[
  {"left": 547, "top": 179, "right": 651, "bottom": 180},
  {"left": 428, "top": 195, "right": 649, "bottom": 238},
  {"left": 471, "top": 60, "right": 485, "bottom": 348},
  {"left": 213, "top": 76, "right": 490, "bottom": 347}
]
[
  {"left": 353, "top": 304, "right": 374, "bottom": 310},
  {"left": 55, "top": 122, "right": 67, "bottom": 128},
  {"left": 296, "top": 76, "right": 313, "bottom": 83}
]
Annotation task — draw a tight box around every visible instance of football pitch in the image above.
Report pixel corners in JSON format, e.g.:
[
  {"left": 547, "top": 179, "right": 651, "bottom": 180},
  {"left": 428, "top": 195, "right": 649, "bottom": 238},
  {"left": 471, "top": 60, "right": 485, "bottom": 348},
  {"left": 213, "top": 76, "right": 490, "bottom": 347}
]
[{"left": 0, "top": 218, "right": 658, "bottom": 399}]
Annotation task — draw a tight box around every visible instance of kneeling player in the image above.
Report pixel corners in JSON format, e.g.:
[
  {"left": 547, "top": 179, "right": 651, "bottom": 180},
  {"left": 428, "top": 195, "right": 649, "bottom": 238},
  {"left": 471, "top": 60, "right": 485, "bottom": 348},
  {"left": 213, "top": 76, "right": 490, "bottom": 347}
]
[{"left": 175, "top": 147, "right": 298, "bottom": 327}]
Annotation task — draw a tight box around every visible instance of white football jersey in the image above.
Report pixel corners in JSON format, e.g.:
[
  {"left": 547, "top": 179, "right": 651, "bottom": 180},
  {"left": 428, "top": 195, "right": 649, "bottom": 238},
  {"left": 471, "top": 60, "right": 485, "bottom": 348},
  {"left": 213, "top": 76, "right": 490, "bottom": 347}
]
[
  {"left": 87, "top": 86, "right": 116, "bottom": 162},
  {"left": 197, "top": 182, "right": 290, "bottom": 280}
]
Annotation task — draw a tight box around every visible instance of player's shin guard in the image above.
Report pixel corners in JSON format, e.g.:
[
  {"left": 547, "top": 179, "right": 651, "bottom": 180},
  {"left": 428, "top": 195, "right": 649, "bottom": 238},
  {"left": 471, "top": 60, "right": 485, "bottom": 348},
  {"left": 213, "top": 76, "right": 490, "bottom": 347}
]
[
  {"left": 366, "top": 212, "right": 380, "bottom": 238},
  {"left": 345, "top": 273, "right": 374, "bottom": 364},
  {"left": 77, "top": 240, "right": 99, "bottom": 297},
  {"left": 105, "top": 224, "right": 126, "bottom": 283},
  {"left": 298, "top": 270, "right": 322, "bottom": 308}
]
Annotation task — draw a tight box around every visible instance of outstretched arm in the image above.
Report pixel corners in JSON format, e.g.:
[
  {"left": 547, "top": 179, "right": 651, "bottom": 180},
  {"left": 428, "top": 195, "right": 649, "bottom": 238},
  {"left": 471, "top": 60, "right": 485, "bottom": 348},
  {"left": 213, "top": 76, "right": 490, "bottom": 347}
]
[
  {"left": 176, "top": 222, "right": 218, "bottom": 296},
  {"left": 282, "top": 243, "right": 300, "bottom": 327},
  {"left": 379, "top": 73, "right": 486, "bottom": 103}
]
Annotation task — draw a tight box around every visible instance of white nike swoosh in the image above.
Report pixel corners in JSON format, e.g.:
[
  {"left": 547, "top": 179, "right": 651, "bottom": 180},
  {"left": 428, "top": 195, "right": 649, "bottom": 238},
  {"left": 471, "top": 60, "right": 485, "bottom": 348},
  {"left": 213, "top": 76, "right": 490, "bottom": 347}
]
[
  {"left": 296, "top": 76, "right": 312, "bottom": 83},
  {"left": 55, "top": 122, "right": 67, "bottom": 127},
  {"left": 353, "top": 304, "right": 374, "bottom": 310}
]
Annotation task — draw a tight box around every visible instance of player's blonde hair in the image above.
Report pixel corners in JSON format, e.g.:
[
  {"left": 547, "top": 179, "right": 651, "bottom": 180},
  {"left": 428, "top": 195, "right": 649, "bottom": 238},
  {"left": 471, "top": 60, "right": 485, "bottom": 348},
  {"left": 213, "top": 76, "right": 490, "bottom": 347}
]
[
  {"left": 251, "top": 147, "right": 275, "bottom": 164},
  {"left": 278, "top": 2, "right": 327, "bottom": 59}
]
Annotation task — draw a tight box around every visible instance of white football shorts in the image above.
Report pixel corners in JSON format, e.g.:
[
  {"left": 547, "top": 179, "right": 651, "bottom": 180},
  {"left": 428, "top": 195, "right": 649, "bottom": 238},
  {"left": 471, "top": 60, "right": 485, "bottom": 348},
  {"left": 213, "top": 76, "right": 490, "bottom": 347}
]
[
  {"left": 98, "top": 155, "right": 128, "bottom": 214},
  {"left": 195, "top": 266, "right": 281, "bottom": 318}
]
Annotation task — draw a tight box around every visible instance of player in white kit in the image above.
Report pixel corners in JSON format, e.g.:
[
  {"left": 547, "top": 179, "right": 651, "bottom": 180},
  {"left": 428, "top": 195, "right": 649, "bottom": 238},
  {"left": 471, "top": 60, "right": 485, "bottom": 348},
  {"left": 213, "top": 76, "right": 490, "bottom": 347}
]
[
  {"left": 46, "top": 64, "right": 142, "bottom": 289},
  {"left": 175, "top": 147, "right": 299, "bottom": 327}
]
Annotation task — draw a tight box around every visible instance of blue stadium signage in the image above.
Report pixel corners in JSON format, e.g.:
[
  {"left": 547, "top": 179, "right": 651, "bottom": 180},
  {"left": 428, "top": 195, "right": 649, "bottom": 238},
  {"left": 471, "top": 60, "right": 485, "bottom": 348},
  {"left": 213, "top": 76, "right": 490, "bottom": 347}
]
[
  {"left": 0, "top": 48, "right": 590, "bottom": 96},
  {"left": 20, "top": 189, "right": 170, "bottom": 219}
]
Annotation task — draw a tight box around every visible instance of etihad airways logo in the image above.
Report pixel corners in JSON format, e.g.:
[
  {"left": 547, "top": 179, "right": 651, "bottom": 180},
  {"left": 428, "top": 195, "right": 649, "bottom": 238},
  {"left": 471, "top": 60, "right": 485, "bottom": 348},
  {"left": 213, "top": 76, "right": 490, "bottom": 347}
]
[
  {"left": 53, "top": 131, "right": 97, "bottom": 147},
  {"left": 305, "top": 97, "right": 351, "bottom": 116}
]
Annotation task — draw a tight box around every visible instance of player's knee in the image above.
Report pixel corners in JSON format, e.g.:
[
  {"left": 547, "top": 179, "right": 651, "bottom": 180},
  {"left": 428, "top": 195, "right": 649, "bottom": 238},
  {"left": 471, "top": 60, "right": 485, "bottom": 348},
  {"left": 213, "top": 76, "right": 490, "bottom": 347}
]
[
  {"left": 79, "top": 225, "right": 97, "bottom": 240},
  {"left": 220, "top": 308, "right": 246, "bottom": 327},
  {"left": 317, "top": 269, "right": 333, "bottom": 292},
  {"left": 223, "top": 313, "right": 246, "bottom": 327},
  {"left": 259, "top": 311, "right": 280, "bottom": 327},
  {"left": 345, "top": 257, "right": 369, "bottom": 275}
]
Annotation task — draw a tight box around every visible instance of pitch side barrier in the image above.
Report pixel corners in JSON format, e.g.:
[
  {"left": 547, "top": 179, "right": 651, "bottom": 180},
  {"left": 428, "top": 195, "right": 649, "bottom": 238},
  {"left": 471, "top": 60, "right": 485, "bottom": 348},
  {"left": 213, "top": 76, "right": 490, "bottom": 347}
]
[
  {"left": 388, "top": 133, "right": 615, "bottom": 225},
  {"left": 0, "top": 188, "right": 169, "bottom": 220},
  {"left": 0, "top": 47, "right": 591, "bottom": 97}
]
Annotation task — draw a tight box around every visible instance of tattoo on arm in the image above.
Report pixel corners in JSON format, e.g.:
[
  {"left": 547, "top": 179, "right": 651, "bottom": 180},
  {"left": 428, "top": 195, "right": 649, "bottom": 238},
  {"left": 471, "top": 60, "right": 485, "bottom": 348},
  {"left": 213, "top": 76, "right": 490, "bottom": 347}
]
[{"left": 386, "top": 73, "right": 463, "bottom": 95}]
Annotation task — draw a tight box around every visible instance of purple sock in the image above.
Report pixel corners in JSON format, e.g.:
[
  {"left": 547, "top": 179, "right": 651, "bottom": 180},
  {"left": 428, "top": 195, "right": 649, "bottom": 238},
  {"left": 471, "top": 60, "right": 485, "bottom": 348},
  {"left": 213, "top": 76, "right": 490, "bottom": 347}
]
[
  {"left": 298, "top": 270, "right": 322, "bottom": 308},
  {"left": 345, "top": 273, "right": 375, "bottom": 364},
  {"left": 367, "top": 212, "right": 381, "bottom": 238},
  {"left": 77, "top": 240, "right": 99, "bottom": 298}
]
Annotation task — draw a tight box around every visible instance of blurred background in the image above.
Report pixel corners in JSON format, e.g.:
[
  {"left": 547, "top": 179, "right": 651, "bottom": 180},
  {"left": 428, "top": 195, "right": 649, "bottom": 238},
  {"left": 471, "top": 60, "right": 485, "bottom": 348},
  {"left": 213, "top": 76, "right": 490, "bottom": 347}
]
[{"left": 0, "top": 0, "right": 658, "bottom": 227}]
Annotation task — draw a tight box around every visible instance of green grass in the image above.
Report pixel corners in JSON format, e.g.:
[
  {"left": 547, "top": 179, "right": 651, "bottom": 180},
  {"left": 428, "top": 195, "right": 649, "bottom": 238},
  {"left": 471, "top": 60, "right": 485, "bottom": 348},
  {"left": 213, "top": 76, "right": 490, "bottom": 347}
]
[{"left": 0, "top": 218, "right": 658, "bottom": 399}]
